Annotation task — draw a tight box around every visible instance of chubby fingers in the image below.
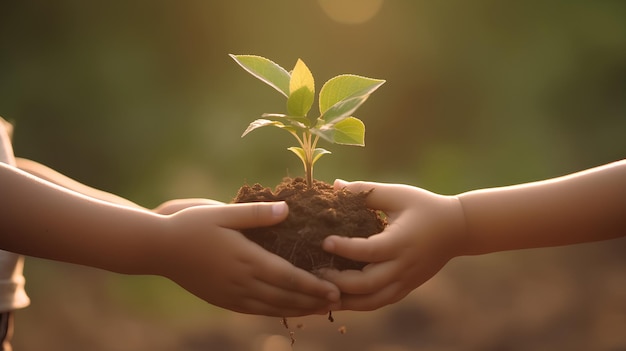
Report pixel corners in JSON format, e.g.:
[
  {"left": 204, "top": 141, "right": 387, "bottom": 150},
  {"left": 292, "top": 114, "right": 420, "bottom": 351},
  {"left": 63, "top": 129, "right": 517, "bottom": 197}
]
[
  {"left": 331, "top": 280, "right": 410, "bottom": 311},
  {"left": 321, "top": 234, "right": 401, "bottom": 295},
  {"left": 183, "top": 201, "right": 289, "bottom": 229},
  {"left": 331, "top": 259, "right": 443, "bottom": 311},
  {"left": 334, "top": 179, "right": 416, "bottom": 212},
  {"left": 323, "top": 232, "right": 396, "bottom": 263},
  {"left": 215, "top": 234, "right": 340, "bottom": 317},
  {"left": 319, "top": 260, "right": 400, "bottom": 296},
  {"left": 249, "top": 250, "right": 342, "bottom": 315}
]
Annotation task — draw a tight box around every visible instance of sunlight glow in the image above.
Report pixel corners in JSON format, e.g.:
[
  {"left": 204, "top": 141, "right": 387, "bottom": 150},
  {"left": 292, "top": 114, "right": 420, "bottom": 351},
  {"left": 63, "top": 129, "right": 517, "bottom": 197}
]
[{"left": 317, "top": 0, "right": 384, "bottom": 24}]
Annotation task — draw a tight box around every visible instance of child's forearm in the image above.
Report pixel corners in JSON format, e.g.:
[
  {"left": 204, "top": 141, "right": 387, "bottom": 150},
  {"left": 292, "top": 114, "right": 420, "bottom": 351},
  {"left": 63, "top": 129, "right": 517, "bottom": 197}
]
[
  {"left": 15, "top": 157, "right": 143, "bottom": 209},
  {"left": 457, "top": 160, "right": 626, "bottom": 255},
  {"left": 0, "top": 162, "right": 165, "bottom": 275}
]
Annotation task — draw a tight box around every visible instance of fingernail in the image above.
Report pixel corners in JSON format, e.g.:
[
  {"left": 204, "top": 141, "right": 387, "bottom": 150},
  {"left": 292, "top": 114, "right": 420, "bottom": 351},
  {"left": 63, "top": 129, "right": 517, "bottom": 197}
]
[
  {"left": 334, "top": 179, "right": 348, "bottom": 188},
  {"left": 326, "top": 290, "right": 340, "bottom": 302},
  {"left": 322, "top": 237, "right": 335, "bottom": 251},
  {"left": 272, "top": 202, "right": 288, "bottom": 217}
]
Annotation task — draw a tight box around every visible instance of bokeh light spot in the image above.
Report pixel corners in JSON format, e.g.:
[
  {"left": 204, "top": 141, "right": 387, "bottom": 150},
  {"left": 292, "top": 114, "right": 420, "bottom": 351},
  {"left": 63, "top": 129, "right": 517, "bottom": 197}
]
[{"left": 318, "top": 0, "right": 384, "bottom": 24}]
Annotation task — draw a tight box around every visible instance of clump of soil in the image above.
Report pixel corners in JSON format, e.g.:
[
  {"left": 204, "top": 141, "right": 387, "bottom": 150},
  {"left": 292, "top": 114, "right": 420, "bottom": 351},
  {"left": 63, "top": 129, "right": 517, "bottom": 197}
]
[{"left": 233, "top": 177, "right": 386, "bottom": 272}]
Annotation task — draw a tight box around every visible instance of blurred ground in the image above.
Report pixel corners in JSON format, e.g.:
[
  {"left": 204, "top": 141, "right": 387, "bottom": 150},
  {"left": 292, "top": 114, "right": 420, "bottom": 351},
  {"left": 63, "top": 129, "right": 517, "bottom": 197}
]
[
  {"left": 13, "top": 237, "right": 626, "bottom": 351},
  {"left": 1, "top": 1, "right": 625, "bottom": 350}
]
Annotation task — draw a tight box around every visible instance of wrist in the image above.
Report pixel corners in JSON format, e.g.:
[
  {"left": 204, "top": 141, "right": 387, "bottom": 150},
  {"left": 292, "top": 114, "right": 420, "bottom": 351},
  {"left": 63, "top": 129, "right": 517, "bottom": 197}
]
[
  {"left": 443, "top": 195, "right": 470, "bottom": 259},
  {"left": 126, "top": 213, "right": 173, "bottom": 276}
]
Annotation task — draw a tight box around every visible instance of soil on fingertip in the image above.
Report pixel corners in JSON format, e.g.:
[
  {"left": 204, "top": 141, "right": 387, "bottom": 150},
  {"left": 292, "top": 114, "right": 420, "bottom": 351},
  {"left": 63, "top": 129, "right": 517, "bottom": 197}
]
[{"left": 233, "top": 177, "right": 387, "bottom": 272}]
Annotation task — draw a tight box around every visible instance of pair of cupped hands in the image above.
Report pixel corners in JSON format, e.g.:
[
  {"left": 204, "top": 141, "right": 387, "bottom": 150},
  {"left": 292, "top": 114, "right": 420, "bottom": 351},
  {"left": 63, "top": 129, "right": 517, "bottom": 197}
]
[{"left": 164, "top": 178, "right": 463, "bottom": 317}]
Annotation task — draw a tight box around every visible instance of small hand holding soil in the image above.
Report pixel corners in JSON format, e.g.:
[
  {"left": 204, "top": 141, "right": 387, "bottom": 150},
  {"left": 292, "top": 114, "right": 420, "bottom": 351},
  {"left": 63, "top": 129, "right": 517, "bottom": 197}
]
[{"left": 234, "top": 177, "right": 386, "bottom": 272}]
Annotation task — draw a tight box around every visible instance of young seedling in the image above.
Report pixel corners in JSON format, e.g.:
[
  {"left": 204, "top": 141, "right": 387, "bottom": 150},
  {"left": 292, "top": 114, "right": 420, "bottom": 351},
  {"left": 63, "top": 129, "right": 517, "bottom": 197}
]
[{"left": 230, "top": 54, "right": 385, "bottom": 187}]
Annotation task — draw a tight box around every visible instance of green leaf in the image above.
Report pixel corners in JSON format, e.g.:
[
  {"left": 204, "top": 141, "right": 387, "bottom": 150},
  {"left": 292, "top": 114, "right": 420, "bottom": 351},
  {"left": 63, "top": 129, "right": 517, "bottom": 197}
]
[
  {"left": 311, "top": 148, "right": 331, "bottom": 165},
  {"left": 287, "top": 147, "right": 330, "bottom": 172},
  {"left": 261, "top": 114, "right": 310, "bottom": 134},
  {"left": 319, "top": 94, "right": 369, "bottom": 125},
  {"left": 230, "top": 54, "right": 290, "bottom": 97},
  {"left": 313, "top": 117, "right": 365, "bottom": 145},
  {"left": 241, "top": 119, "right": 286, "bottom": 137},
  {"left": 261, "top": 113, "right": 288, "bottom": 118},
  {"left": 287, "top": 59, "right": 315, "bottom": 117},
  {"left": 319, "top": 75, "right": 385, "bottom": 115},
  {"left": 261, "top": 113, "right": 311, "bottom": 127},
  {"left": 287, "top": 146, "right": 307, "bottom": 166},
  {"left": 332, "top": 117, "right": 365, "bottom": 145}
]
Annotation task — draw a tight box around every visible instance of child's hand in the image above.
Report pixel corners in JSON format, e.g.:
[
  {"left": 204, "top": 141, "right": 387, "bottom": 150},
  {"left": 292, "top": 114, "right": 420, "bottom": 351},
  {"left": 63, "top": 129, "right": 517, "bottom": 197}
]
[
  {"left": 158, "top": 201, "right": 340, "bottom": 317},
  {"left": 320, "top": 180, "right": 466, "bottom": 311}
]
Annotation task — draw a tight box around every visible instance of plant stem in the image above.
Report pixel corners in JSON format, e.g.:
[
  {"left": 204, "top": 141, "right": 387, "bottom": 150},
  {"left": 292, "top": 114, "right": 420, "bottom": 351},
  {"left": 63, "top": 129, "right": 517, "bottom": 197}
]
[{"left": 303, "top": 132, "right": 313, "bottom": 187}]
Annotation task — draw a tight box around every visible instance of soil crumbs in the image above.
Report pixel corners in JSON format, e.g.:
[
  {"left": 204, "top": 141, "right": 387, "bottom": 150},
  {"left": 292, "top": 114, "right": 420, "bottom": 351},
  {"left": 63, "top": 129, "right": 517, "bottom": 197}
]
[{"left": 233, "top": 177, "right": 386, "bottom": 272}]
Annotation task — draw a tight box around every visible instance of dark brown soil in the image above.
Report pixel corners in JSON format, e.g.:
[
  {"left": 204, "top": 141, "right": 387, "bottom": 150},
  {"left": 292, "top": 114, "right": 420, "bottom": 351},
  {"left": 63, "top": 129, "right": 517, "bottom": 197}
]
[{"left": 233, "top": 177, "right": 387, "bottom": 272}]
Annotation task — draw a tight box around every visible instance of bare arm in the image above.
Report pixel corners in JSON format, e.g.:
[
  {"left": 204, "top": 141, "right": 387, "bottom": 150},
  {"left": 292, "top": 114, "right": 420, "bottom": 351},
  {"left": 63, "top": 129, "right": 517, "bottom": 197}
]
[
  {"left": 14, "top": 157, "right": 224, "bottom": 214},
  {"left": 14, "top": 157, "right": 143, "bottom": 209},
  {"left": 458, "top": 159, "right": 626, "bottom": 255},
  {"left": 0, "top": 163, "right": 340, "bottom": 316},
  {"left": 321, "top": 160, "right": 626, "bottom": 311},
  {"left": 0, "top": 162, "right": 161, "bottom": 273}
]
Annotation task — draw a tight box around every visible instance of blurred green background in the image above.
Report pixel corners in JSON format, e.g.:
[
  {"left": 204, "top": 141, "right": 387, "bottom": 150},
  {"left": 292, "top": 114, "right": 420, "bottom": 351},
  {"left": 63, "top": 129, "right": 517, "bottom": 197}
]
[{"left": 1, "top": 1, "right": 625, "bottom": 350}]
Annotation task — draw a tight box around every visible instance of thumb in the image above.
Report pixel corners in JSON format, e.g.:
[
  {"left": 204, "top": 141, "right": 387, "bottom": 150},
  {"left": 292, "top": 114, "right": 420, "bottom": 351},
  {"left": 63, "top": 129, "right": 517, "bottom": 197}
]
[
  {"left": 334, "top": 179, "right": 382, "bottom": 195},
  {"left": 323, "top": 232, "right": 396, "bottom": 263},
  {"left": 212, "top": 201, "right": 289, "bottom": 229},
  {"left": 334, "top": 179, "right": 401, "bottom": 212}
]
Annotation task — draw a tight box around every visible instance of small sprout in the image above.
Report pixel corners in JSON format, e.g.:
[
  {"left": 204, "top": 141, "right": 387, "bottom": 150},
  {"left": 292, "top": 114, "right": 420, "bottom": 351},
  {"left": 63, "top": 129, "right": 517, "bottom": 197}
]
[{"left": 231, "top": 54, "right": 385, "bottom": 187}]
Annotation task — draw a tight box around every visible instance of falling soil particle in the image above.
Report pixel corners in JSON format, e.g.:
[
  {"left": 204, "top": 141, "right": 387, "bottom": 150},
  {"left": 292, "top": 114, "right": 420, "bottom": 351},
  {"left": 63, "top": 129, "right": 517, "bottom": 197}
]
[{"left": 281, "top": 317, "right": 296, "bottom": 346}]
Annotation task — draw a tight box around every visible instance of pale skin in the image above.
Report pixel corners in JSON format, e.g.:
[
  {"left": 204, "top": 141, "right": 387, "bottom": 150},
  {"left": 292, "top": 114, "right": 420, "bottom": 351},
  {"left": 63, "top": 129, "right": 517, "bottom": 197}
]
[
  {"left": 0, "top": 120, "right": 339, "bottom": 317},
  {"left": 321, "top": 160, "right": 626, "bottom": 311}
]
